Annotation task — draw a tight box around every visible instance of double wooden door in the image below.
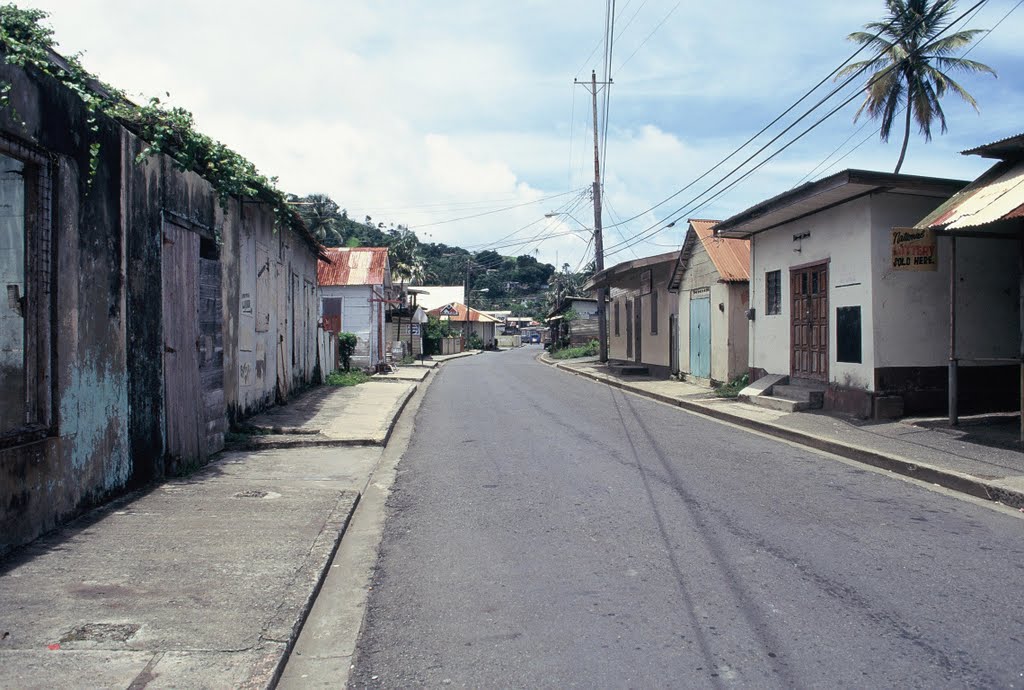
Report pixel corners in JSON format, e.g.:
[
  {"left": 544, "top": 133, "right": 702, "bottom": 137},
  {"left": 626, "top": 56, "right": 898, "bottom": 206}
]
[{"left": 790, "top": 262, "right": 828, "bottom": 382}]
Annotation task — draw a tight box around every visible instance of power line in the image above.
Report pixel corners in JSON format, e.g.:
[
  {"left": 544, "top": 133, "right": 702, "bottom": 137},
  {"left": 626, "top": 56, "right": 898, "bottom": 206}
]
[
  {"left": 798, "top": 0, "right": 1017, "bottom": 185},
  {"left": 615, "top": 0, "right": 682, "bottom": 73},
  {"left": 601, "top": 6, "right": 924, "bottom": 232},
  {"left": 603, "top": 0, "right": 992, "bottom": 259},
  {"left": 412, "top": 188, "right": 586, "bottom": 229}
]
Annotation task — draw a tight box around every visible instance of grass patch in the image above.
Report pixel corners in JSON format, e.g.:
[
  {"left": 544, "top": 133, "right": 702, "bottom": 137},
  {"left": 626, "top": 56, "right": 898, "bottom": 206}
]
[
  {"left": 713, "top": 373, "right": 749, "bottom": 398},
  {"left": 551, "top": 340, "right": 599, "bottom": 360},
  {"left": 326, "top": 370, "right": 370, "bottom": 387}
]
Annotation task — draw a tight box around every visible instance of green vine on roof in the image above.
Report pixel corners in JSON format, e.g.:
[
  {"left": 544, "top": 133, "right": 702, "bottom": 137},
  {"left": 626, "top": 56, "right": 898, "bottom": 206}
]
[{"left": 0, "top": 3, "right": 305, "bottom": 236}]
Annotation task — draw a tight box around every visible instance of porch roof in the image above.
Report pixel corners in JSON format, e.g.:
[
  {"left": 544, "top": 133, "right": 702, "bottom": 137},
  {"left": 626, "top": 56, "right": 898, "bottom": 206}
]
[
  {"left": 918, "top": 159, "right": 1024, "bottom": 232},
  {"left": 584, "top": 251, "right": 677, "bottom": 291},
  {"left": 714, "top": 169, "right": 966, "bottom": 239},
  {"left": 960, "top": 132, "right": 1024, "bottom": 160}
]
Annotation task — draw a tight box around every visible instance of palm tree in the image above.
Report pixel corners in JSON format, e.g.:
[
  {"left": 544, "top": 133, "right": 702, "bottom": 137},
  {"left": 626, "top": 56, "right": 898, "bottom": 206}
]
[
  {"left": 387, "top": 226, "right": 426, "bottom": 285},
  {"left": 295, "top": 193, "right": 344, "bottom": 246},
  {"left": 838, "top": 0, "right": 995, "bottom": 173}
]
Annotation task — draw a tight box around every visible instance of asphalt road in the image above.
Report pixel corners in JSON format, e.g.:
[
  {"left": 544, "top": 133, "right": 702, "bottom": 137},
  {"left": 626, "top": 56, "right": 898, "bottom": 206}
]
[{"left": 348, "top": 347, "right": 1024, "bottom": 688}]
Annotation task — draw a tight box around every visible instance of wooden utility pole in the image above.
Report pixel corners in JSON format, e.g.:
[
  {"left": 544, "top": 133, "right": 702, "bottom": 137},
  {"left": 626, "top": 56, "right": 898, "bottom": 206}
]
[{"left": 577, "top": 69, "right": 611, "bottom": 362}]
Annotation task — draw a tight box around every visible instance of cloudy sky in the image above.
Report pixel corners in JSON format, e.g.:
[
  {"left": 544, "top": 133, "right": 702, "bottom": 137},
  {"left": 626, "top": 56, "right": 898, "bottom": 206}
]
[{"left": 28, "top": 0, "right": 1024, "bottom": 269}]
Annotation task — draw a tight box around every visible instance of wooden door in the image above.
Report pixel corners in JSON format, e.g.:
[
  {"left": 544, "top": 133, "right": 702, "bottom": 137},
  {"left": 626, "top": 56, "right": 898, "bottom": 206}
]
[
  {"left": 633, "top": 296, "right": 642, "bottom": 364},
  {"left": 162, "top": 221, "right": 202, "bottom": 472},
  {"left": 198, "top": 250, "right": 225, "bottom": 455},
  {"left": 669, "top": 313, "right": 679, "bottom": 375},
  {"left": 790, "top": 262, "right": 828, "bottom": 382},
  {"left": 689, "top": 292, "right": 711, "bottom": 378},
  {"left": 625, "top": 300, "right": 633, "bottom": 360}
]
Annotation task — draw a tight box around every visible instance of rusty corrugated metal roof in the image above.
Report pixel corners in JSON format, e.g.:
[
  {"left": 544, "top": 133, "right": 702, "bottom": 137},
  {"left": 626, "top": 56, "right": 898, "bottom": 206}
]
[
  {"left": 960, "top": 132, "right": 1024, "bottom": 160},
  {"left": 691, "top": 220, "right": 749, "bottom": 282},
  {"left": 921, "top": 159, "right": 1024, "bottom": 231},
  {"left": 317, "top": 247, "right": 390, "bottom": 286},
  {"left": 425, "top": 302, "right": 500, "bottom": 323}
]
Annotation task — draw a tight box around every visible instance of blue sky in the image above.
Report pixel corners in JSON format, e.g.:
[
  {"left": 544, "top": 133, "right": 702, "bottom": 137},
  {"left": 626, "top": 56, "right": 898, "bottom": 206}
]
[{"left": 27, "top": 0, "right": 1024, "bottom": 269}]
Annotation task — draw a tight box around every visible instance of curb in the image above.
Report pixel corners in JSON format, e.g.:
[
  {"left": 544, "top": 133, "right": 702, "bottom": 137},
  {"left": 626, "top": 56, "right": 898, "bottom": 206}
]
[
  {"left": 243, "top": 490, "right": 361, "bottom": 689},
  {"left": 544, "top": 356, "right": 1024, "bottom": 510},
  {"left": 381, "top": 383, "right": 418, "bottom": 447}
]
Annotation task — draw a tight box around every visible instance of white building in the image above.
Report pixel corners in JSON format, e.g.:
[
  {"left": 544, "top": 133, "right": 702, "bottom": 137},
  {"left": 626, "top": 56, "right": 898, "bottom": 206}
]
[
  {"left": 715, "top": 169, "right": 1017, "bottom": 418},
  {"left": 318, "top": 247, "right": 393, "bottom": 370},
  {"left": 415, "top": 285, "right": 466, "bottom": 312}
]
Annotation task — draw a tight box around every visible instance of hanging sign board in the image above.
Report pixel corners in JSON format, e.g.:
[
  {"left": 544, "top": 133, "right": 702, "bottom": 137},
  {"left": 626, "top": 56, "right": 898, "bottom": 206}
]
[
  {"left": 891, "top": 227, "right": 937, "bottom": 271},
  {"left": 439, "top": 304, "right": 460, "bottom": 317},
  {"left": 412, "top": 306, "right": 429, "bottom": 323}
]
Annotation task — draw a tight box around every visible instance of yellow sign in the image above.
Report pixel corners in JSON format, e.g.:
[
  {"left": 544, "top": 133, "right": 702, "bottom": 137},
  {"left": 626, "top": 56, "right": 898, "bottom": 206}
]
[{"left": 891, "top": 227, "right": 937, "bottom": 271}]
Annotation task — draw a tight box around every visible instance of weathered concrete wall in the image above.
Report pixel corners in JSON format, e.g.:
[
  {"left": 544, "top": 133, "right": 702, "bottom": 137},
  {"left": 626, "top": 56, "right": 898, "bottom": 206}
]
[
  {"left": 221, "top": 200, "right": 320, "bottom": 420},
  {"left": 1, "top": 59, "right": 132, "bottom": 554},
  {"left": 0, "top": 58, "right": 323, "bottom": 555}
]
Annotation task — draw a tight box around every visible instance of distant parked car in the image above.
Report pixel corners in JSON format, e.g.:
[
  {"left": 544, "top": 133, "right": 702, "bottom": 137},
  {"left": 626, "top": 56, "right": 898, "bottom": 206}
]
[{"left": 529, "top": 332, "right": 541, "bottom": 344}]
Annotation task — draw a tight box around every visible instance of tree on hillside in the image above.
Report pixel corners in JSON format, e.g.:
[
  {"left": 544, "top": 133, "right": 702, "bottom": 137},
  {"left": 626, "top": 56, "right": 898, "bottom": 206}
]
[
  {"left": 292, "top": 193, "right": 344, "bottom": 246},
  {"left": 387, "top": 226, "right": 426, "bottom": 285},
  {"left": 838, "top": 0, "right": 995, "bottom": 173}
]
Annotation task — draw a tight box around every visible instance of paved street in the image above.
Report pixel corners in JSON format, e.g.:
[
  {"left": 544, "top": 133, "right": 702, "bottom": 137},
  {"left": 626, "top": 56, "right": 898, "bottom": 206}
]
[{"left": 349, "top": 346, "right": 1024, "bottom": 688}]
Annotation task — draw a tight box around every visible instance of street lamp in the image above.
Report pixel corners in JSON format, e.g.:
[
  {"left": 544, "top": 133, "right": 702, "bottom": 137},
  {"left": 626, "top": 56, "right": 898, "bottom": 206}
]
[
  {"left": 469, "top": 287, "right": 489, "bottom": 308},
  {"left": 544, "top": 211, "right": 608, "bottom": 363}
]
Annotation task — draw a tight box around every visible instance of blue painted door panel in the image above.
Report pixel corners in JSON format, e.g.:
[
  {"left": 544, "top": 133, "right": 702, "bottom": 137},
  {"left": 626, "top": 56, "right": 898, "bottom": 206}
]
[{"left": 689, "top": 295, "right": 711, "bottom": 378}]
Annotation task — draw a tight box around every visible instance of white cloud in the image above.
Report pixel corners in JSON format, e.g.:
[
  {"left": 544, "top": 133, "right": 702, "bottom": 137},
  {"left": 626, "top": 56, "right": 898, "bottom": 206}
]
[{"left": 26, "top": 0, "right": 1024, "bottom": 270}]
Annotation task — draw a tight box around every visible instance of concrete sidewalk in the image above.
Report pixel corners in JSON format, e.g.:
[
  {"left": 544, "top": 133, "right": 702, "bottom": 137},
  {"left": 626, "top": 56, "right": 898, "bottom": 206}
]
[
  {"left": 0, "top": 367, "right": 440, "bottom": 689},
  {"left": 234, "top": 381, "right": 417, "bottom": 449},
  {"left": 544, "top": 355, "right": 1024, "bottom": 509}
]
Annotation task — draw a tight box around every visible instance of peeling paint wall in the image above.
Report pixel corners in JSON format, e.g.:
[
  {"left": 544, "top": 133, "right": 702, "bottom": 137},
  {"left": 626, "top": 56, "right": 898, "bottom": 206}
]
[{"left": 0, "top": 58, "right": 322, "bottom": 556}]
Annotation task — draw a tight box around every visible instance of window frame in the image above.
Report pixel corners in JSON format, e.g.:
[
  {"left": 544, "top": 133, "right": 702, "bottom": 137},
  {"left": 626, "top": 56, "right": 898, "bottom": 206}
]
[
  {"left": 765, "top": 269, "right": 782, "bottom": 316},
  {"left": 0, "top": 134, "right": 55, "bottom": 447}
]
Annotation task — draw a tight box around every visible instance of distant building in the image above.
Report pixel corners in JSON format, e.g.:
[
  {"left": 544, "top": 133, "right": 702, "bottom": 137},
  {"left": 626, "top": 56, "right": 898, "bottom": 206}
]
[
  {"left": 426, "top": 302, "right": 500, "bottom": 349},
  {"left": 318, "top": 247, "right": 394, "bottom": 370}
]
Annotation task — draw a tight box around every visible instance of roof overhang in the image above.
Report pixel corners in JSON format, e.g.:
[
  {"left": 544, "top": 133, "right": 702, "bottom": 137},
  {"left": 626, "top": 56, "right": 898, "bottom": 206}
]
[
  {"left": 585, "top": 251, "right": 677, "bottom": 291},
  {"left": 961, "top": 133, "right": 1024, "bottom": 160},
  {"left": 714, "top": 169, "right": 967, "bottom": 239}
]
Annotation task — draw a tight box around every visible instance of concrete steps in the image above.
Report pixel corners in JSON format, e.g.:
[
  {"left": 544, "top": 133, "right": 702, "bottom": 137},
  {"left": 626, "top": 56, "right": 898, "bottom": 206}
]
[
  {"left": 609, "top": 363, "right": 650, "bottom": 376},
  {"left": 740, "top": 374, "right": 824, "bottom": 413}
]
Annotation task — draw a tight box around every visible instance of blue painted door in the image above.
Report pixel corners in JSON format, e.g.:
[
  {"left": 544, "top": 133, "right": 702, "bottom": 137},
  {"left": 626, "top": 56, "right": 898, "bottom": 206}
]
[{"left": 689, "top": 294, "right": 711, "bottom": 378}]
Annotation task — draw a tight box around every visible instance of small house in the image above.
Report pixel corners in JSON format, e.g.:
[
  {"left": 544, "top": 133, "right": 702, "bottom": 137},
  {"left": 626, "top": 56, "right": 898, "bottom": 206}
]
[
  {"left": 318, "top": 247, "right": 393, "bottom": 371},
  {"left": 427, "top": 302, "right": 500, "bottom": 349},
  {"left": 714, "top": 169, "right": 1018, "bottom": 418},
  {"left": 669, "top": 220, "right": 750, "bottom": 384},
  {"left": 546, "top": 296, "right": 600, "bottom": 348},
  {"left": 587, "top": 252, "right": 678, "bottom": 377}
]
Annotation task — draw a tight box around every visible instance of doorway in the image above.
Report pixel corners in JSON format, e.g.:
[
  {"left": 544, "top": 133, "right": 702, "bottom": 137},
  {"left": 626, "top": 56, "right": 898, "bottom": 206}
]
[{"left": 790, "top": 262, "right": 828, "bottom": 382}]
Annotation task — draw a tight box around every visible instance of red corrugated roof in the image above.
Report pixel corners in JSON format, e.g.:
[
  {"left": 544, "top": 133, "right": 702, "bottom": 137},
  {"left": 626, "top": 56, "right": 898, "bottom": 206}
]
[
  {"left": 425, "top": 302, "right": 500, "bottom": 323},
  {"left": 691, "top": 219, "right": 749, "bottom": 282},
  {"left": 318, "top": 247, "right": 390, "bottom": 286}
]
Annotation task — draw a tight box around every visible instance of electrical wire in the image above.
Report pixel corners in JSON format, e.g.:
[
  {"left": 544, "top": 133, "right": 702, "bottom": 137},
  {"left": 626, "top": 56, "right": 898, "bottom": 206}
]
[
  {"left": 600, "top": 0, "right": 990, "bottom": 257},
  {"left": 412, "top": 188, "right": 586, "bottom": 229},
  {"left": 600, "top": 5, "right": 932, "bottom": 232}
]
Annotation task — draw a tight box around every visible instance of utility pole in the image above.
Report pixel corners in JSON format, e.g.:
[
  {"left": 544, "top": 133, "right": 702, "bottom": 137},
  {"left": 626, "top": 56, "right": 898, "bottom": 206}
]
[{"left": 576, "top": 69, "right": 611, "bottom": 362}]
